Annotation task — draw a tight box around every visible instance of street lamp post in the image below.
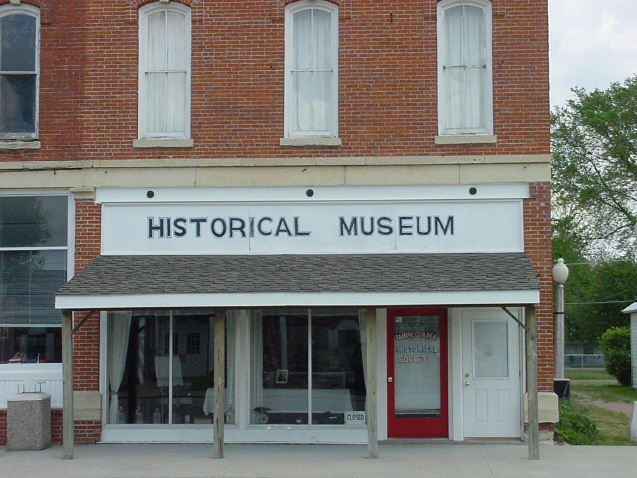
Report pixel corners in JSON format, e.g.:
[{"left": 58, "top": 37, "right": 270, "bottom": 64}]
[{"left": 552, "top": 258, "right": 569, "bottom": 396}]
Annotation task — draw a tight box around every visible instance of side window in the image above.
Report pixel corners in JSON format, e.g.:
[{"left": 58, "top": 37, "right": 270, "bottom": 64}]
[
  {"left": 438, "top": 0, "right": 493, "bottom": 136},
  {"left": 0, "top": 194, "right": 70, "bottom": 364},
  {"left": 138, "top": 3, "right": 191, "bottom": 140},
  {"left": 284, "top": 1, "right": 338, "bottom": 139},
  {"left": 0, "top": 5, "right": 39, "bottom": 141}
]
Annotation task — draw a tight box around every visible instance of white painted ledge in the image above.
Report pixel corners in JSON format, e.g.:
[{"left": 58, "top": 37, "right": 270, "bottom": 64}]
[
  {"left": 0, "top": 141, "right": 41, "bottom": 150},
  {"left": 435, "top": 135, "right": 498, "bottom": 145},
  {"left": 133, "top": 139, "right": 194, "bottom": 148},
  {"left": 279, "top": 137, "right": 342, "bottom": 147}
]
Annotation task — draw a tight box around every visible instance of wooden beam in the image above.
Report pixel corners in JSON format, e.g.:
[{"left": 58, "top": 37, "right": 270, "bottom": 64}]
[
  {"left": 525, "top": 305, "right": 539, "bottom": 460},
  {"left": 365, "top": 308, "right": 378, "bottom": 459},
  {"left": 61, "top": 310, "right": 74, "bottom": 460},
  {"left": 213, "top": 309, "right": 226, "bottom": 459}
]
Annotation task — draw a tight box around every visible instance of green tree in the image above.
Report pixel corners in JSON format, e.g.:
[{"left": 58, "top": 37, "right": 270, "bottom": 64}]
[
  {"left": 562, "top": 261, "right": 637, "bottom": 347},
  {"left": 599, "top": 327, "right": 632, "bottom": 386},
  {"left": 551, "top": 75, "right": 637, "bottom": 258}
]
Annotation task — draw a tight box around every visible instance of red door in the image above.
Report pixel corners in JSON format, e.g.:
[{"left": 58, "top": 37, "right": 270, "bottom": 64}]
[{"left": 387, "top": 308, "right": 448, "bottom": 438}]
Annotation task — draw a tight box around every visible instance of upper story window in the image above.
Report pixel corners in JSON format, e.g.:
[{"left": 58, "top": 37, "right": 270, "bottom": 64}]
[
  {"left": 138, "top": 2, "right": 191, "bottom": 140},
  {"left": 437, "top": 0, "right": 493, "bottom": 137},
  {"left": 0, "top": 4, "right": 39, "bottom": 141},
  {"left": 284, "top": 1, "right": 338, "bottom": 139}
]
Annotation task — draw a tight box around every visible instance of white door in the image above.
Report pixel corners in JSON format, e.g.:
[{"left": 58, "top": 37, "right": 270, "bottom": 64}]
[{"left": 462, "top": 309, "right": 522, "bottom": 438}]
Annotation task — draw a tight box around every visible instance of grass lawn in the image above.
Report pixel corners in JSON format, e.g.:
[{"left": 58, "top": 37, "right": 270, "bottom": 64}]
[{"left": 561, "top": 367, "right": 637, "bottom": 445}]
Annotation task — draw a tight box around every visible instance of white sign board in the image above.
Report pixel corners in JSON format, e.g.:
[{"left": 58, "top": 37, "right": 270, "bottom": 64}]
[{"left": 101, "top": 200, "right": 523, "bottom": 255}]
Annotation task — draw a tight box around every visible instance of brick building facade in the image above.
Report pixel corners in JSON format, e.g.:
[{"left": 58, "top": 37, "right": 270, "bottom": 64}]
[{"left": 1, "top": 0, "right": 554, "bottom": 448}]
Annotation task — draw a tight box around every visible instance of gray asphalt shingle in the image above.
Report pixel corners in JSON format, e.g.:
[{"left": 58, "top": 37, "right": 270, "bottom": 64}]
[{"left": 57, "top": 253, "right": 539, "bottom": 297}]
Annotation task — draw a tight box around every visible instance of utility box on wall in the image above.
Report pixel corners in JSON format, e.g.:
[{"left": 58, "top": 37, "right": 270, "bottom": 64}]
[{"left": 7, "top": 392, "right": 52, "bottom": 451}]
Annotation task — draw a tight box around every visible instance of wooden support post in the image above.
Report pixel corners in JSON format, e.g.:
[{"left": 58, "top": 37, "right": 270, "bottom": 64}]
[
  {"left": 365, "top": 308, "right": 378, "bottom": 459},
  {"left": 213, "top": 309, "right": 226, "bottom": 459},
  {"left": 61, "top": 310, "right": 74, "bottom": 460},
  {"left": 525, "top": 305, "right": 539, "bottom": 460}
]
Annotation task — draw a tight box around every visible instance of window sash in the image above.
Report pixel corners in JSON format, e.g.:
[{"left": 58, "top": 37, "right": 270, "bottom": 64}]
[
  {"left": 0, "top": 7, "right": 39, "bottom": 140},
  {"left": 139, "top": 5, "right": 190, "bottom": 139},
  {"left": 0, "top": 250, "right": 67, "bottom": 326},
  {"left": 439, "top": 2, "right": 491, "bottom": 136},
  {"left": 286, "top": 3, "right": 337, "bottom": 138}
]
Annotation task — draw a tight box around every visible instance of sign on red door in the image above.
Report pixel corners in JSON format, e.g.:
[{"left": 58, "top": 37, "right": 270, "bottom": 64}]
[{"left": 387, "top": 308, "right": 448, "bottom": 438}]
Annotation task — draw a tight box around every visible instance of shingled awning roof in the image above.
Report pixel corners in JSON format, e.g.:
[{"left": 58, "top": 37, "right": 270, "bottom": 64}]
[{"left": 55, "top": 253, "right": 539, "bottom": 310}]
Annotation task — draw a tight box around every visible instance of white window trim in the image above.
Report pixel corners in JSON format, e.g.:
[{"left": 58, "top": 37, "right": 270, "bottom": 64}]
[
  {"left": 0, "top": 4, "right": 40, "bottom": 142},
  {"left": 437, "top": 0, "right": 493, "bottom": 137},
  {"left": 283, "top": 0, "right": 339, "bottom": 140},
  {"left": 138, "top": 2, "right": 191, "bottom": 140},
  {"left": 0, "top": 190, "right": 74, "bottom": 329}
]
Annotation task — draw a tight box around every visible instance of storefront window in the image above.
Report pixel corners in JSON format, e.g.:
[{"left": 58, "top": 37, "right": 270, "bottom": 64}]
[
  {"left": 106, "top": 310, "right": 234, "bottom": 425},
  {"left": 0, "top": 195, "right": 69, "bottom": 364},
  {"left": 251, "top": 309, "right": 366, "bottom": 425}
]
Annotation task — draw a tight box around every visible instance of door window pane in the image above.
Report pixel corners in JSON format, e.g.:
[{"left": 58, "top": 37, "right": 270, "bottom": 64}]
[
  {"left": 393, "top": 315, "right": 441, "bottom": 417},
  {"left": 472, "top": 321, "right": 509, "bottom": 379}
]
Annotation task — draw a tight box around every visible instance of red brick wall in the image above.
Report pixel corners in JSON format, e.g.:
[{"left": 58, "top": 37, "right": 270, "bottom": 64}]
[
  {"left": 0, "top": 0, "right": 550, "bottom": 163},
  {"left": 69, "top": 200, "right": 102, "bottom": 442},
  {"left": 525, "top": 181, "right": 554, "bottom": 391}
]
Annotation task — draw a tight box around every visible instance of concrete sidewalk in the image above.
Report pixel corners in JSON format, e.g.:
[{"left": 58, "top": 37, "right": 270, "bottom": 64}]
[{"left": 1, "top": 442, "right": 636, "bottom": 478}]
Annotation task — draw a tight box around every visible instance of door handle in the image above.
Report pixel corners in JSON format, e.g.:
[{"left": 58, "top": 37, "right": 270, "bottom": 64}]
[
  {"left": 388, "top": 377, "right": 393, "bottom": 383},
  {"left": 464, "top": 381, "right": 470, "bottom": 387}
]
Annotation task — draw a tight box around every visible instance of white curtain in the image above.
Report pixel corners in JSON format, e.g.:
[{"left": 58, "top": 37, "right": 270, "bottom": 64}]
[
  {"left": 444, "top": 5, "right": 485, "bottom": 131},
  {"left": 107, "top": 311, "right": 132, "bottom": 424},
  {"left": 146, "top": 10, "right": 186, "bottom": 135},
  {"left": 292, "top": 8, "right": 332, "bottom": 134}
]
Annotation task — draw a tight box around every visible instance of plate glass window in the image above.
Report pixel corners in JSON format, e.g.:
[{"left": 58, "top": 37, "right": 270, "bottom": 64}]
[
  {"left": 0, "top": 195, "right": 69, "bottom": 364},
  {"left": 250, "top": 309, "right": 366, "bottom": 425},
  {"left": 0, "top": 5, "right": 39, "bottom": 140},
  {"left": 105, "top": 310, "right": 235, "bottom": 425}
]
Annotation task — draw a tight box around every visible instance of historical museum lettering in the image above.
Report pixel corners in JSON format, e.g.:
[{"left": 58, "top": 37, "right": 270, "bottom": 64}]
[
  {"left": 147, "top": 214, "right": 454, "bottom": 240},
  {"left": 148, "top": 216, "right": 311, "bottom": 239},
  {"left": 339, "top": 216, "right": 453, "bottom": 237},
  {"left": 99, "top": 195, "right": 524, "bottom": 255}
]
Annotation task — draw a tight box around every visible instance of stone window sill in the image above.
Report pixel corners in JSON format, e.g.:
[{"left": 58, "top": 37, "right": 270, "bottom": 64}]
[
  {"left": 280, "top": 137, "right": 342, "bottom": 147},
  {"left": 0, "top": 141, "right": 41, "bottom": 150},
  {"left": 434, "top": 135, "right": 497, "bottom": 145},
  {"left": 133, "top": 139, "right": 194, "bottom": 148}
]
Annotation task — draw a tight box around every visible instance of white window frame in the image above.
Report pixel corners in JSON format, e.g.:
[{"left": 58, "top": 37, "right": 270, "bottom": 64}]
[
  {"left": 284, "top": 0, "right": 339, "bottom": 140},
  {"left": 138, "top": 2, "right": 191, "bottom": 141},
  {"left": 437, "top": 0, "right": 493, "bottom": 137},
  {"left": 0, "top": 190, "right": 73, "bottom": 329},
  {"left": 0, "top": 4, "right": 40, "bottom": 141}
]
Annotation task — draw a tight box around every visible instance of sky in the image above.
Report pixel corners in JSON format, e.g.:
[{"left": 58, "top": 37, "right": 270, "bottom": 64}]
[{"left": 549, "top": 0, "right": 637, "bottom": 107}]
